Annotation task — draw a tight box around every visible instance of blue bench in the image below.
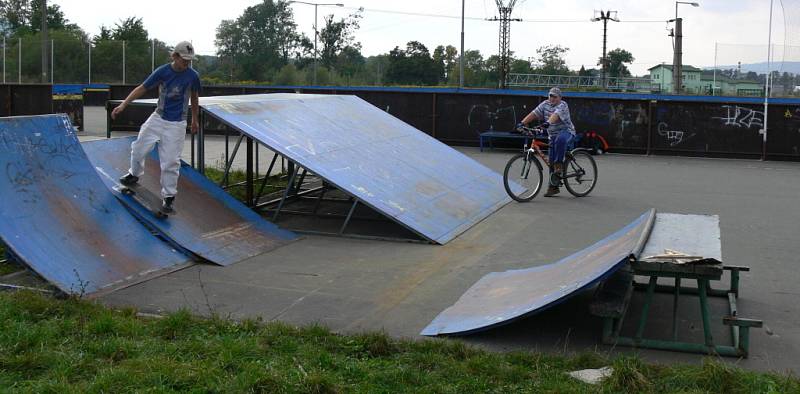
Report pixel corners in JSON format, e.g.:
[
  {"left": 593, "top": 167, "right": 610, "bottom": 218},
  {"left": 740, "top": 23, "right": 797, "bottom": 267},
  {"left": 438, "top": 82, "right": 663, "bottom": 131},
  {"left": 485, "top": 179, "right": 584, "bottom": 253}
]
[{"left": 479, "top": 130, "right": 531, "bottom": 151}]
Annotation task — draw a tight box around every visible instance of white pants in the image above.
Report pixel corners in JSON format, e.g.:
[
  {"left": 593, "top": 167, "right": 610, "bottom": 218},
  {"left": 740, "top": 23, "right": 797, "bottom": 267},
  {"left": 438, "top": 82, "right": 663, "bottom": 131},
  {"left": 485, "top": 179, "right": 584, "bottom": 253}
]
[{"left": 128, "top": 112, "right": 186, "bottom": 199}]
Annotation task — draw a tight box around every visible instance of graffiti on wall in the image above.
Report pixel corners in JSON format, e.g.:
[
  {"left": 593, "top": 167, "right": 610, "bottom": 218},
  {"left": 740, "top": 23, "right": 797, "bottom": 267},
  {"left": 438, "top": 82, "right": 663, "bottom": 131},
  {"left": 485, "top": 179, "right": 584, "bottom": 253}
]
[
  {"left": 467, "top": 105, "right": 519, "bottom": 132},
  {"left": 657, "top": 122, "right": 695, "bottom": 147},
  {"left": 713, "top": 105, "right": 764, "bottom": 129}
]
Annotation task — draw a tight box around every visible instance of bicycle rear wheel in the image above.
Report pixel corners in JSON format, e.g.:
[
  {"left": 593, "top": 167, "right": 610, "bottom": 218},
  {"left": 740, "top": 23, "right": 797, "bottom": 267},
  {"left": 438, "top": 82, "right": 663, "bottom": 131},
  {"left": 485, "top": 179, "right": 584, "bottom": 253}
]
[
  {"left": 503, "top": 153, "right": 543, "bottom": 202},
  {"left": 563, "top": 150, "right": 597, "bottom": 197}
]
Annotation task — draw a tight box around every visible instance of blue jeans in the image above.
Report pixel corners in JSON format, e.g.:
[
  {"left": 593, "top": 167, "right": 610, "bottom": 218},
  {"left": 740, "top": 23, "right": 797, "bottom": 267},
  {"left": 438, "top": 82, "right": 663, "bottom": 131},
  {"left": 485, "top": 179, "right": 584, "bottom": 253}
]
[
  {"left": 549, "top": 131, "right": 573, "bottom": 164},
  {"left": 549, "top": 132, "right": 574, "bottom": 187}
]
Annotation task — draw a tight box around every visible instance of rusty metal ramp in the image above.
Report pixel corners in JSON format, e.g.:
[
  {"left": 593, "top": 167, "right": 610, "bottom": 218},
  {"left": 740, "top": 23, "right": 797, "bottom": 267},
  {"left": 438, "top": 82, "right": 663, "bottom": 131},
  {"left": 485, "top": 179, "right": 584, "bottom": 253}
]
[
  {"left": 83, "top": 137, "right": 299, "bottom": 266},
  {"left": 0, "top": 115, "right": 191, "bottom": 297},
  {"left": 198, "top": 94, "right": 514, "bottom": 244},
  {"left": 421, "top": 209, "right": 656, "bottom": 336}
]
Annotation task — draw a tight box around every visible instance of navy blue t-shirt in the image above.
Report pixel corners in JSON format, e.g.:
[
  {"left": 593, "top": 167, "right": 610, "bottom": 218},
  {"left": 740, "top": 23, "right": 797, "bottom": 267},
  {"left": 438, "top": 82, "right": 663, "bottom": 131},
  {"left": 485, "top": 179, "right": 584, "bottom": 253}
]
[{"left": 143, "top": 64, "right": 201, "bottom": 122}]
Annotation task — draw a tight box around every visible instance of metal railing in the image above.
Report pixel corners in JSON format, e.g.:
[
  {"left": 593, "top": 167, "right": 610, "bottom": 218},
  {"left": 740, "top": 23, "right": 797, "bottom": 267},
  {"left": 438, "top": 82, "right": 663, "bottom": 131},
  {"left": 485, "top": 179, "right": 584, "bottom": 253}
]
[{"left": 507, "top": 73, "right": 655, "bottom": 92}]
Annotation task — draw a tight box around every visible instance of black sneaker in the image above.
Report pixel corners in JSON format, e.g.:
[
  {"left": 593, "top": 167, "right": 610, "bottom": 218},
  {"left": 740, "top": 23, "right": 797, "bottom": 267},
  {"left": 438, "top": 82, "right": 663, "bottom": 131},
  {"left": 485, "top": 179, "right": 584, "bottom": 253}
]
[
  {"left": 119, "top": 172, "right": 139, "bottom": 186},
  {"left": 161, "top": 196, "right": 175, "bottom": 213}
]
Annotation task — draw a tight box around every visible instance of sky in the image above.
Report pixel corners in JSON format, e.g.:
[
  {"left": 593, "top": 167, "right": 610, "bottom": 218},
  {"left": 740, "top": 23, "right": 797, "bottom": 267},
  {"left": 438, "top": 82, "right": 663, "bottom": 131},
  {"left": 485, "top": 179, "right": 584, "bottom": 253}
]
[{"left": 52, "top": 0, "right": 797, "bottom": 76}]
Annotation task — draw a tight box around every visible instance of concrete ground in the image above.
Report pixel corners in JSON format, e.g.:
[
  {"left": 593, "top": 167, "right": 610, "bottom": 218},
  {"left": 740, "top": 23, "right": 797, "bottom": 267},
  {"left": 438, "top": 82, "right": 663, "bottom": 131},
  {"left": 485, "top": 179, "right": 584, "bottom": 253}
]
[{"left": 82, "top": 106, "right": 799, "bottom": 373}]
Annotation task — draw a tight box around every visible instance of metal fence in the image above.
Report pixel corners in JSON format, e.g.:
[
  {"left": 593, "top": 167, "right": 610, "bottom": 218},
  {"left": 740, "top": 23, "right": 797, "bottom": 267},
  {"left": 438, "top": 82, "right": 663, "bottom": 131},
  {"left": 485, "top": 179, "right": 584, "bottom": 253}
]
[
  {"left": 0, "top": 37, "right": 172, "bottom": 85},
  {"left": 507, "top": 73, "right": 655, "bottom": 92}
]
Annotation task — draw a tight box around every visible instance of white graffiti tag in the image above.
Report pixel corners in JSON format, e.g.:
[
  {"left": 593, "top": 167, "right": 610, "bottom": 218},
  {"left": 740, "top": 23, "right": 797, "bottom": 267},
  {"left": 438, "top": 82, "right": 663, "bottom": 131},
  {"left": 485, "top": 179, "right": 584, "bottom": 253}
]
[
  {"left": 657, "top": 122, "right": 688, "bottom": 146},
  {"left": 714, "top": 105, "right": 764, "bottom": 129}
]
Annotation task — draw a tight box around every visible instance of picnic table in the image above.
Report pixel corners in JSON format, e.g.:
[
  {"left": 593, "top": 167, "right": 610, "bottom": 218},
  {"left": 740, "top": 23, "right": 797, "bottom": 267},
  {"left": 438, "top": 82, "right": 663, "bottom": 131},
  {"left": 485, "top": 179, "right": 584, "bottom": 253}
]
[{"left": 590, "top": 213, "right": 763, "bottom": 358}]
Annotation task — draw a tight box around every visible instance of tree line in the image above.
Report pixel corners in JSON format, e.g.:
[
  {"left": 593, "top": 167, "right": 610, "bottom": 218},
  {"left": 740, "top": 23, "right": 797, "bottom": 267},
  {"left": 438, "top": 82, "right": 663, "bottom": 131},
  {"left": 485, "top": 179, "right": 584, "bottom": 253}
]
[
  {"left": 4, "top": 0, "right": 796, "bottom": 93},
  {"left": 0, "top": 0, "right": 639, "bottom": 87}
]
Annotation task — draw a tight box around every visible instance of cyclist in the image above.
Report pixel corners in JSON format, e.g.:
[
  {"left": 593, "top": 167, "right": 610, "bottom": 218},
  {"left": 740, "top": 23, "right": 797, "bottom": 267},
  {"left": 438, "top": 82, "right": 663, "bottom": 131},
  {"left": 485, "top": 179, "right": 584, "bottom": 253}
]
[{"left": 517, "top": 87, "right": 576, "bottom": 197}]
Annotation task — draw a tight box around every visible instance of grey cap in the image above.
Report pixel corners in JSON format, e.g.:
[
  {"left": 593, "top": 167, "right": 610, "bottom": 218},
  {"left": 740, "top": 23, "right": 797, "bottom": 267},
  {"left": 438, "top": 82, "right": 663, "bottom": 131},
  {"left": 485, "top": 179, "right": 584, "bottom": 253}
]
[
  {"left": 548, "top": 87, "right": 562, "bottom": 97},
  {"left": 173, "top": 41, "right": 196, "bottom": 60}
]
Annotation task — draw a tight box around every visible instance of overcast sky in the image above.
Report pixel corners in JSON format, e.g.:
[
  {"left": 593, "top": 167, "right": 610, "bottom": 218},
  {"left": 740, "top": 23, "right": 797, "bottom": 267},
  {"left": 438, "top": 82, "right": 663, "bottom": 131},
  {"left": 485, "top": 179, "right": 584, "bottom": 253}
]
[{"left": 52, "top": 0, "right": 796, "bottom": 76}]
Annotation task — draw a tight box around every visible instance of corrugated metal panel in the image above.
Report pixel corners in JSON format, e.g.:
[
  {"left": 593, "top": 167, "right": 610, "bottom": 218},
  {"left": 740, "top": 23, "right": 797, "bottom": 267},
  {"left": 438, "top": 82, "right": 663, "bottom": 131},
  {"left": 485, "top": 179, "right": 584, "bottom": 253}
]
[
  {"left": 421, "top": 209, "right": 656, "bottom": 336},
  {"left": 198, "top": 94, "right": 515, "bottom": 244},
  {"left": 83, "top": 137, "right": 299, "bottom": 266},
  {"left": 0, "top": 115, "right": 191, "bottom": 297}
]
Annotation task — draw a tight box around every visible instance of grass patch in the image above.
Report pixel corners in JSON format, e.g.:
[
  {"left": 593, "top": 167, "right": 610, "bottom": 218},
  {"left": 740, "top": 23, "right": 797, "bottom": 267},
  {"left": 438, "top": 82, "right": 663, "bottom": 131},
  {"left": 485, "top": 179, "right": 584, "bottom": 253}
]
[
  {"left": 0, "top": 291, "right": 797, "bottom": 392},
  {"left": 203, "top": 167, "right": 287, "bottom": 203}
]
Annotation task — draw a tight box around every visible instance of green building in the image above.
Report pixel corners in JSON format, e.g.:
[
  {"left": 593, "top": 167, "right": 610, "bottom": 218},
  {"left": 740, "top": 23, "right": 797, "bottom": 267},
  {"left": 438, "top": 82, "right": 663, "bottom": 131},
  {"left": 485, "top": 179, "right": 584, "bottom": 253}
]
[
  {"left": 648, "top": 64, "right": 764, "bottom": 96},
  {"left": 648, "top": 64, "right": 703, "bottom": 94},
  {"left": 699, "top": 71, "right": 763, "bottom": 96}
]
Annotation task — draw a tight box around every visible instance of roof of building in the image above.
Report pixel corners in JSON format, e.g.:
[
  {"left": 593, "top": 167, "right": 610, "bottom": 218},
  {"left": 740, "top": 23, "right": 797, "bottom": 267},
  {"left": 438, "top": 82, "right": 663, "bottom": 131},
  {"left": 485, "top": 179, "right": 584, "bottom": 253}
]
[
  {"left": 699, "top": 70, "right": 760, "bottom": 85},
  {"left": 648, "top": 64, "right": 703, "bottom": 72}
]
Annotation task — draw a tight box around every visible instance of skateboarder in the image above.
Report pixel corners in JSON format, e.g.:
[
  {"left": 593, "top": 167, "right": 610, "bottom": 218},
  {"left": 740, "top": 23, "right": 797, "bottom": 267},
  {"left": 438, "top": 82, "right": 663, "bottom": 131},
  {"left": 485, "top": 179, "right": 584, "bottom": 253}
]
[{"left": 111, "top": 40, "right": 201, "bottom": 213}]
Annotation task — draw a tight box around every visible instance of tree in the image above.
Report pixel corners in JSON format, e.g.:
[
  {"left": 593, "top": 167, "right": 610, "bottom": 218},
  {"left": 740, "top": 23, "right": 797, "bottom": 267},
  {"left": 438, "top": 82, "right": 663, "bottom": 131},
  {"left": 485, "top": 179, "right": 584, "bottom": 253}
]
[
  {"left": 90, "top": 17, "right": 168, "bottom": 83},
  {"left": 1, "top": 0, "right": 88, "bottom": 82},
  {"left": 364, "top": 55, "right": 389, "bottom": 85},
  {"left": 0, "top": 0, "right": 30, "bottom": 35},
  {"left": 533, "top": 45, "right": 570, "bottom": 75},
  {"left": 334, "top": 45, "right": 365, "bottom": 80},
  {"left": 1, "top": 0, "right": 82, "bottom": 36},
  {"left": 274, "top": 63, "right": 302, "bottom": 85},
  {"left": 433, "top": 45, "right": 459, "bottom": 84},
  {"left": 215, "top": 0, "right": 304, "bottom": 82},
  {"left": 510, "top": 58, "right": 533, "bottom": 74},
  {"left": 385, "top": 41, "right": 439, "bottom": 86},
  {"left": 318, "top": 8, "right": 362, "bottom": 71},
  {"left": 601, "top": 48, "right": 634, "bottom": 77},
  {"left": 447, "top": 50, "right": 488, "bottom": 87}
]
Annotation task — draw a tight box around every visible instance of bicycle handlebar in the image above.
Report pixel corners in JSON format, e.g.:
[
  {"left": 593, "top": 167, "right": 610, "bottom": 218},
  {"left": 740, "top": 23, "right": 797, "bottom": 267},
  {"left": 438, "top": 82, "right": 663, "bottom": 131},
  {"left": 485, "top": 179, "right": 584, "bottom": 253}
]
[{"left": 515, "top": 125, "right": 548, "bottom": 139}]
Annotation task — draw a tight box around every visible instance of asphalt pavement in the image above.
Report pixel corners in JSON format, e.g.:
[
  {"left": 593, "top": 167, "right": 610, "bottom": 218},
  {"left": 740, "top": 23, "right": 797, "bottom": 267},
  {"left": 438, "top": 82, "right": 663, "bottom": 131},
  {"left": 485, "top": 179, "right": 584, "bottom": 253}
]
[{"left": 83, "top": 106, "right": 800, "bottom": 373}]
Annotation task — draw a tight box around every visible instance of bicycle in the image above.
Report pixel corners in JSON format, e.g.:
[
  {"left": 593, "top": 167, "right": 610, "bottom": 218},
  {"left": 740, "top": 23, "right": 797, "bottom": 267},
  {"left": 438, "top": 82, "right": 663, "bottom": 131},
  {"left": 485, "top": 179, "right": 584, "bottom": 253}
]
[{"left": 502, "top": 125, "right": 598, "bottom": 202}]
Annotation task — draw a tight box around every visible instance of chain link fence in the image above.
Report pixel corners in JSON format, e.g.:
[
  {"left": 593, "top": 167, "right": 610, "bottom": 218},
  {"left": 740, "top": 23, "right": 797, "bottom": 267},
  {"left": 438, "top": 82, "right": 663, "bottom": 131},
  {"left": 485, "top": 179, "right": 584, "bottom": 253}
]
[{"left": 0, "top": 38, "right": 175, "bottom": 84}]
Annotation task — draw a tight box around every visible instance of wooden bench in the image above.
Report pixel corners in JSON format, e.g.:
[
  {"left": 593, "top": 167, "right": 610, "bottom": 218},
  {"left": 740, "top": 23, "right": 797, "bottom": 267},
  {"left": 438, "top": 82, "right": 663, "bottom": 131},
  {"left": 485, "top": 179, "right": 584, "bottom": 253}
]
[
  {"left": 589, "top": 261, "right": 763, "bottom": 358},
  {"left": 478, "top": 130, "right": 531, "bottom": 151}
]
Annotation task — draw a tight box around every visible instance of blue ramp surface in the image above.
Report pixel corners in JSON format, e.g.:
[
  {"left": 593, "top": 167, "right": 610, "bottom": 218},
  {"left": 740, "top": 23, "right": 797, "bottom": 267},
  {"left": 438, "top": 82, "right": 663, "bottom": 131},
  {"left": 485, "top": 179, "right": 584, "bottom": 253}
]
[
  {"left": 421, "top": 209, "right": 656, "bottom": 336},
  {"left": 0, "top": 115, "right": 190, "bottom": 296},
  {"left": 83, "top": 137, "right": 299, "bottom": 266},
  {"left": 199, "top": 94, "right": 514, "bottom": 244}
]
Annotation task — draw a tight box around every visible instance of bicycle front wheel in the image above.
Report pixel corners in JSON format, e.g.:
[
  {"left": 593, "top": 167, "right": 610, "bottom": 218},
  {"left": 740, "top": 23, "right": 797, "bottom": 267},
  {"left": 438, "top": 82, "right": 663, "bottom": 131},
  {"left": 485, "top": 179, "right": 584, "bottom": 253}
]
[
  {"left": 563, "top": 150, "right": 597, "bottom": 197},
  {"left": 503, "top": 153, "right": 543, "bottom": 202}
]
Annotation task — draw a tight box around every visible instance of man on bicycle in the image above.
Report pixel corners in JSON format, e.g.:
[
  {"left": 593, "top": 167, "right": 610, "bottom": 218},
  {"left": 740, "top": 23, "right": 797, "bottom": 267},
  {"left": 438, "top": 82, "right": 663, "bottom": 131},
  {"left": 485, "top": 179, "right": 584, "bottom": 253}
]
[{"left": 517, "top": 87, "right": 576, "bottom": 197}]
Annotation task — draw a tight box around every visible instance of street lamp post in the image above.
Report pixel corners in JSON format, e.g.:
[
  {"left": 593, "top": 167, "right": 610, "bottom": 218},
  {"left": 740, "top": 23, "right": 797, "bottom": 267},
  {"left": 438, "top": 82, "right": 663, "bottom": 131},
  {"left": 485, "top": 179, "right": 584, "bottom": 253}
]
[
  {"left": 289, "top": 1, "right": 344, "bottom": 86},
  {"left": 672, "top": 1, "right": 699, "bottom": 94},
  {"left": 460, "top": 0, "right": 465, "bottom": 88}
]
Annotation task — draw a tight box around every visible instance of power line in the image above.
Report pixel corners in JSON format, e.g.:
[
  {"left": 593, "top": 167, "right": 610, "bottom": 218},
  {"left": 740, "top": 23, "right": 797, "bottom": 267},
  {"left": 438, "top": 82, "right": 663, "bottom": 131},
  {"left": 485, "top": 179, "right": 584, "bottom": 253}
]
[{"left": 341, "top": 6, "right": 665, "bottom": 23}]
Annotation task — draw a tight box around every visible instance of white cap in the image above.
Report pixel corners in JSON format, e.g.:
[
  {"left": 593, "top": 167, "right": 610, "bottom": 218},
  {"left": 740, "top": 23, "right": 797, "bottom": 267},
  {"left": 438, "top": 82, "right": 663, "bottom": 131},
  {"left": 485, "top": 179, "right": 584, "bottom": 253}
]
[{"left": 173, "top": 41, "right": 196, "bottom": 60}]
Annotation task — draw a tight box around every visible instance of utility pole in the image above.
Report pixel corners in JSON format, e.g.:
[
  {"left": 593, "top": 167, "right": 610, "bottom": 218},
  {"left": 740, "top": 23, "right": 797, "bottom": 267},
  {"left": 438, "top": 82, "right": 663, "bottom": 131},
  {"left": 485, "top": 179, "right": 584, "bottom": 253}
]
[
  {"left": 672, "top": 17, "right": 683, "bottom": 94},
  {"left": 41, "top": 0, "right": 48, "bottom": 83},
  {"left": 591, "top": 10, "right": 619, "bottom": 90},
  {"left": 487, "top": 1, "right": 521, "bottom": 89},
  {"left": 672, "top": 2, "right": 699, "bottom": 94}
]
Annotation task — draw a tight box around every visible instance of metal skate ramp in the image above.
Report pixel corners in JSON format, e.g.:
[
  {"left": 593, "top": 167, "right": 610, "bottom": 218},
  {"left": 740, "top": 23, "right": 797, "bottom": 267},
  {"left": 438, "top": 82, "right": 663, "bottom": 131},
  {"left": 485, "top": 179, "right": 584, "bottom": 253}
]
[
  {"left": 421, "top": 209, "right": 656, "bottom": 336},
  {"left": 83, "top": 137, "right": 299, "bottom": 266},
  {"left": 197, "top": 94, "right": 515, "bottom": 244},
  {"left": 0, "top": 115, "right": 191, "bottom": 297}
]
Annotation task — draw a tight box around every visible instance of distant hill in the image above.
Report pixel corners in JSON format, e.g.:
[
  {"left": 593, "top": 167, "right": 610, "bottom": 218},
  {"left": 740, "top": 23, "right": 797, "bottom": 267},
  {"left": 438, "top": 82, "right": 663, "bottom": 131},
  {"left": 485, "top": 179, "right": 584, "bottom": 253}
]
[{"left": 707, "top": 61, "right": 800, "bottom": 74}]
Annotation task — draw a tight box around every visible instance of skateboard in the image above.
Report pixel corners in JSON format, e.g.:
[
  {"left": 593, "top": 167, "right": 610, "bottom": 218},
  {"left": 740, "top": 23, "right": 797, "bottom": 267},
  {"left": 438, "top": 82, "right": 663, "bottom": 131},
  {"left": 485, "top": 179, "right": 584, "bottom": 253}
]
[{"left": 115, "top": 183, "right": 172, "bottom": 219}]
